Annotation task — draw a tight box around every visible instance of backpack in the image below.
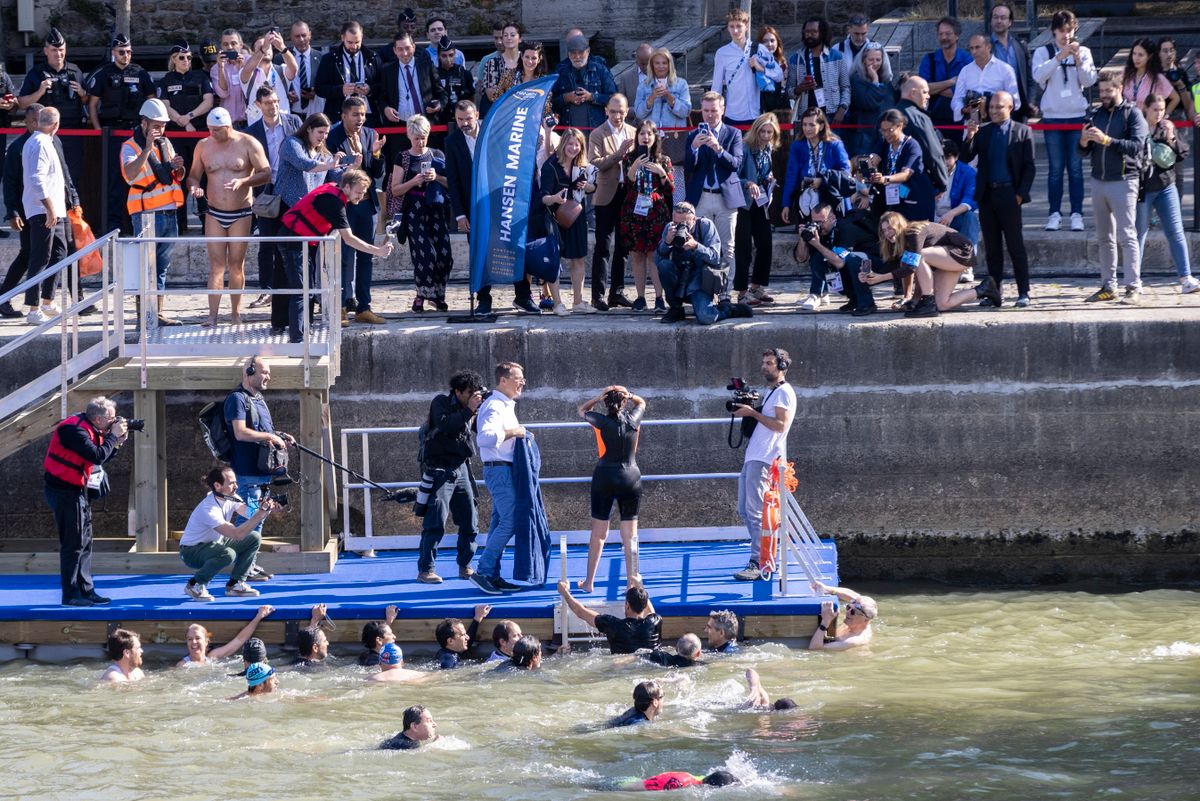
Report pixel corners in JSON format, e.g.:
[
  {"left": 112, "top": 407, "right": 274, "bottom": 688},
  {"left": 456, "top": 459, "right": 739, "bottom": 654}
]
[
  {"left": 199, "top": 388, "right": 258, "bottom": 463},
  {"left": 415, "top": 400, "right": 439, "bottom": 470}
]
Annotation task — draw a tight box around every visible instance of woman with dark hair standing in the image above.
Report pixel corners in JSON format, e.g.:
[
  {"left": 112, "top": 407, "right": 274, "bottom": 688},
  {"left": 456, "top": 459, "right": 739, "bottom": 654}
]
[
  {"left": 576, "top": 386, "right": 646, "bottom": 594},
  {"left": 734, "top": 113, "right": 781, "bottom": 307},
  {"left": 1158, "top": 38, "right": 1192, "bottom": 119},
  {"left": 619, "top": 119, "right": 674, "bottom": 312},
  {"left": 517, "top": 42, "right": 547, "bottom": 84},
  {"left": 1136, "top": 93, "right": 1197, "bottom": 293},
  {"left": 1122, "top": 37, "right": 1178, "bottom": 114},
  {"left": 869, "top": 108, "right": 935, "bottom": 223}
]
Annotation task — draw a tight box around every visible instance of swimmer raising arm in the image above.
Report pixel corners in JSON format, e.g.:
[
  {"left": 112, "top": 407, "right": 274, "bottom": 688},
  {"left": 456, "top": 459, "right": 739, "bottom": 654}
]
[{"left": 744, "top": 668, "right": 771, "bottom": 708}]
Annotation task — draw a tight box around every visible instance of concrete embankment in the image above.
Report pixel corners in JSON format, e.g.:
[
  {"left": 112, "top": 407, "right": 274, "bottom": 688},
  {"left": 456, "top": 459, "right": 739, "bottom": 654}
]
[{"left": 1, "top": 307, "right": 1198, "bottom": 584}]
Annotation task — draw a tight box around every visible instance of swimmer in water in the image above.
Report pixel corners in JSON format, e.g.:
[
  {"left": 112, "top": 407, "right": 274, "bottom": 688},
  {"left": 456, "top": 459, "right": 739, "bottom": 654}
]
[
  {"left": 292, "top": 604, "right": 332, "bottom": 669},
  {"left": 743, "top": 667, "right": 797, "bottom": 710},
  {"left": 642, "top": 633, "right": 706, "bottom": 668},
  {"left": 704, "top": 609, "right": 739, "bottom": 653},
  {"left": 176, "top": 605, "right": 275, "bottom": 667},
  {"left": 809, "top": 579, "right": 877, "bottom": 650},
  {"left": 228, "top": 662, "right": 277, "bottom": 700},
  {"left": 367, "top": 642, "right": 431, "bottom": 683},
  {"left": 484, "top": 619, "right": 523, "bottom": 663},
  {"left": 576, "top": 385, "right": 646, "bottom": 593},
  {"left": 614, "top": 770, "right": 739, "bottom": 791},
  {"left": 493, "top": 634, "right": 543, "bottom": 671},
  {"left": 608, "top": 679, "right": 663, "bottom": 727},
  {"left": 100, "top": 628, "right": 145, "bottom": 683},
  {"left": 557, "top": 575, "right": 662, "bottom": 654},
  {"left": 380, "top": 705, "right": 439, "bottom": 750},
  {"left": 434, "top": 604, "right": 491, "bottom": 669},
  {"left": 358, "top": 604, "right": 399, "bottom": 666}
]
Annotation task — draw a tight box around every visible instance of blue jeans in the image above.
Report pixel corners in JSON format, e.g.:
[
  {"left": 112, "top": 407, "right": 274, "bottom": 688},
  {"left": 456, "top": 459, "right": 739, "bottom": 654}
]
[
  {"left": 838, "top": 253, "right": 877, "bottom": 309},
  {"left": 809, "top": 249, "right": 829, "bottom": 296},
  {"left": 1043, "top": 119, "right": 1085, "bottom": 216},
  {"left": 233, "top": 475, "right": 272, "bottom": 536},
  {"left": 950, "top": 209, "right": 980, "bottom": 254},
  {"left": 1136, "top": 183, "right": 1192, "bottom": 278},
  {"left": 477, "top": 463, "right": 517, "bottom": 579},
  {"left": 132, "top": 210, "right": 178, "bottom": 289},
  {"left": 341, "top": 202, "right": 376, "bottom": 311},
  {"left": 656, "top": 256, "right": 731, "bottom": 325}
]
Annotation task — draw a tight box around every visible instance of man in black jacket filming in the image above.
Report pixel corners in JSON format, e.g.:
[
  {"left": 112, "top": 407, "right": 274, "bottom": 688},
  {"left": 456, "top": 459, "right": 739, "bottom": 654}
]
[
  {"left": 801, "top": 203, "right": 884, "bottom": 316},
  {"left": 414, "top": 370, "right": 485, "bottom": 584}
]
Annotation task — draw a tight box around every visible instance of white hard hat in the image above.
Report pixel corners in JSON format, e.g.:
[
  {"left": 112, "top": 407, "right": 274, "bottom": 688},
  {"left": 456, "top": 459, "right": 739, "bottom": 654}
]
[{"left": 139, "top": 99, "right": 170, "bottom": 122}]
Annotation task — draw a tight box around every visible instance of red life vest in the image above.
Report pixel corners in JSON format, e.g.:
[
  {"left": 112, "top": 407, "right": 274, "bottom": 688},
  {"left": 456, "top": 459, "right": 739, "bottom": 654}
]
[
  {"left": 642, "top": 773, "right": 703, "bottom": 791},
  {"left": 44, "top": 415, "right": 102, "bottom": 488},
  {"left": 280, "top": 183, "right": 347, "bottom": 238}
]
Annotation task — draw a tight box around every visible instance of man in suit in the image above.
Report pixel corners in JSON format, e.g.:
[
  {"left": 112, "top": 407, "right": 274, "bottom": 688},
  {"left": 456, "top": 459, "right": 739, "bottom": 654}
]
[
  {"left": 989, "top": 2, "right": 1035, "bottom": 122},
  {"left": 327, "top": 95, "right": 387, "bottom": 324},
  {"left": 587, "top": 94, "right": 637, "bottom": 310},
  {"left": 381, "top": 32, "right": 447, "bottom": 154},
  {"left": 443, "top": 100, "right": 536, "bottom": 316},
  {"left": 684, "top": 92, "right": 744, "bottom": 301},
  {"left": 961, "top": 91, "right": 1035, "bottom": 307},
  {"left": 315, "top": 21, "right": 382, "bottom": 123},
  {"left": 287, "top": 20, "right": 324, "bottom": 119},
  {"left": 245, "top": 86, "right": 302, "bottom": 311},
  {"left": 894, "top": 75, "right": 949, "bottom": 194}
]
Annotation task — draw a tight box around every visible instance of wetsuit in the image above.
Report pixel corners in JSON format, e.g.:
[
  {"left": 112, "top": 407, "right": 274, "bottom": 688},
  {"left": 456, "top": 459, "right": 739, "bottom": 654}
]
[
  {"left": 585, "top": 406, "right": 644, "bottom": 521},
  {"left": 642, "top": 650, "right": 704, "bottom": 668},
  {"left": 594, "top": 613, "right": 662, "bottom": 654},
  {"left": 380, "top": 732, "right": 421, "bottom": 750},
  {"left": 607, "top": 707, "right": 651, "bottom": 728}
]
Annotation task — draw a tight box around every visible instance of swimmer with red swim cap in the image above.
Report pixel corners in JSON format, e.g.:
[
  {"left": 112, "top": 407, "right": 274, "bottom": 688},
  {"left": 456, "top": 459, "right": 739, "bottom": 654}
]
[{"left": 614, "top": 770, "right": 739, "bottom": 791}]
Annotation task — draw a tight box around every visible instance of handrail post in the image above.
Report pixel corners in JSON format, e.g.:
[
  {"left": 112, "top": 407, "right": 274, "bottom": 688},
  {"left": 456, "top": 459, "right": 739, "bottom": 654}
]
[
  {"left": 59, "top": 261, "right": 68, "bottom": 418},
  {"left": 99, "top": 127, "right": 110, "bottom": 235},
  {"left": 1193, "top": 123, "right": 1199, "bottom": 232},
  {"left": 302, "top": 243, "right": 311, "bottom": 387}
]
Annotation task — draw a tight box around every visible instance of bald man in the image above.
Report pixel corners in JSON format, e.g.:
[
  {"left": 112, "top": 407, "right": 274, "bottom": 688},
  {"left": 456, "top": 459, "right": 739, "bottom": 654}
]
[{"left": 892, "top": 76, "right": 948, "bottom": 193}]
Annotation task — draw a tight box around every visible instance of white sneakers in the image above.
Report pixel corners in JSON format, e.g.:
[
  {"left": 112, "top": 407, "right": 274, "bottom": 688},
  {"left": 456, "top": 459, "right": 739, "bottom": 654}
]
[
  {"left": 226, "top": 581, "right": 260, "bottom": 597},
  {"left": 1070, "top": 213, "right": 1085, "bottom": 231},
  {"left": 26, "top": 305, "right": 59, "bottom": 325},
  {"left": 799, "top": 294, "right": 828, "bottom": 312},
  {"left": 1045, "top": 212, "right": 1061, "bottom": 231},
  {"left": 552, "top": 302, "right": 569, "bottom": 316},
  {"left": 1181, "top": 276, "right": 1200, "bottom": 294},
  {"left": 185, "top": 582, "right": 214, "bottom": 602},
  {"left": 572, "top": 300, "right": 596, "bottom": 314}
]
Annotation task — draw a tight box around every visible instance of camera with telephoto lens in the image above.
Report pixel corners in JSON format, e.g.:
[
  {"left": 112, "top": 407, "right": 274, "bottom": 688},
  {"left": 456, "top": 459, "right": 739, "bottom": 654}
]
[
  {"left": 725, "top": 377, "right": 761, "bottom": 412},
  {"left": 670, "top": 223, "right": 690, "bottom": 249},
  {"left": 799, "top": 222, "right": 822, "bottom": 244},
  {"left": 117, "top": 417, "right": 145, "bottom": 432}
]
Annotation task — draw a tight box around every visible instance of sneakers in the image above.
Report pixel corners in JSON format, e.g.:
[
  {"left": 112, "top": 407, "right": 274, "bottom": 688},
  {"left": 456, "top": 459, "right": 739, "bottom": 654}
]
[
  {"left": 493, "top": 577, "right": 523, "bottom": 592},
  {"left": 417, "top": 571, "right": 444, "bottom": 584},
  {"left": 1119, "top": 286, "right": 1142, "bottom": 306},
  {"left": 727, "top": 302, "right": 754, "bottom": 318},
  {"left": 733, "top": 561, "right": 761, "bottom": 581},
  {"left": 1181, "top": 276, "right": 1200, "bottom": 294},
  {"left": 975, "top": 277, "right": 1003, "bottom": 308},
  {"left": 749, "top": 286, "right": 774, "bottom": 304},
  {"left": 1045, "top": 212, "right": 1062, "bottom": 231},
  {"left": 607, "top": 292, "right": 633, "bottom": 308},
  {"left": 0, "top": 301, "right": 22, "bottom": 318},
  {"left": 905, "top": 294, "right": 940, "bottom": 318},
  {"left": 958, "top": 268, "right": 975, "bottom": 284},
  {"left": 246, "top": 563, "right": 273, "bottom": 581},
  {"left": 591, "top": 297, "right": 610, "bottom": 312},
  {"left": 26, "top": 308, "right": 54, "bottom": 325},
  {"left": 1070, "top": 213, "right": 1085, "bottom": 231},
  {"left": 1084, "top": 286, "right": 1118, "bottom": 303},
  {"left": 798, "top": 293, "right": 820, "bottom": 311},
  {"left": 538, "top": 296, "right": 555, "bottom": 310},
  {"left": 185, "top": 582, "right": 214, "bottom": 602},
  {"left": 552, "top": 302, "right": 570, "bottom": 316},
  {"left": 653, "top": 297, "right": 666, "bottom": 314},
  {"left": 513, "top": 298, "right": 541, "bottom": 314},
  {"left": 226, "top": 581, "right": 260, "bottom": 597},
  {"left": 631, "top": 296, "right": 647, "bottom": 312},
  {"left": 1014, "top": 294, "right": 1031, "bottom": 308},
  {"left": 458, "top": 565, "right": 476, "bottom": 580},
  {"left": 469, "top": 573, "right": 503, "bottom": 595},
  {"left": 572, "top": 300, "right": 596, "bottom": 314},
  {"left": 355, "top": 309, "right": 386, "bottom": 325},
  {"left": 475, "top": 299, "right": 493, "bottom": 316}
]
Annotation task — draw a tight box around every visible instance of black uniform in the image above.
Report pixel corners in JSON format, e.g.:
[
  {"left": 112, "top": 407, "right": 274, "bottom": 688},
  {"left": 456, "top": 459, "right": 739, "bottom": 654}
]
[
  {"left": 19, "top": 60, "right": 87, "bottom": 178},
  {"left": 585, "top": 406, "right": 644, "bottom": 521},
  {"left": 434, "top": 64, "right": 474, "bottom": 125},
  {"left": 415, "top": 393, "right": 479, "bottom": 575},
  {"left": 87, "top": 61, "right": 155, "bottom": 234},
  {"left": 157, "top": 69, "right": 213, "bottom": 231}
]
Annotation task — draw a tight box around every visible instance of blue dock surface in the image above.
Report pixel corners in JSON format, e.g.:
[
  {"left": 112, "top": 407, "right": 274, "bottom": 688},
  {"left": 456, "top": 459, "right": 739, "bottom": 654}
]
[{"left": 0, "top": 541, "right": 838, "bottom": 622}]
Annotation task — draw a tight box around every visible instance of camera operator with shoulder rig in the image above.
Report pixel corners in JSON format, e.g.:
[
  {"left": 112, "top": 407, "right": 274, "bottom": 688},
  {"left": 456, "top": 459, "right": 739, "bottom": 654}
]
[
  {"left": 414, "top": 370, "right": 485, "bottom": 585},
  {"left": 802, "top": 202, "right": 885, "bottom": 316},
  {"left": 729, "top": 349, "right": 796, "bottom": 581},
  {"left": 654, "top": 201, "right": 753, "bottom": 326},
  {"left": 43, "top": 396, "right": 129, "bottom": 606}
]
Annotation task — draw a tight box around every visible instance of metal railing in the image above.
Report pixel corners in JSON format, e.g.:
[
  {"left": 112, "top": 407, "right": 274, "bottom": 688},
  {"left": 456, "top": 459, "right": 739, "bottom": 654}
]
[{"left": 0, "top": 230, "right": 123, "bottom": 423}]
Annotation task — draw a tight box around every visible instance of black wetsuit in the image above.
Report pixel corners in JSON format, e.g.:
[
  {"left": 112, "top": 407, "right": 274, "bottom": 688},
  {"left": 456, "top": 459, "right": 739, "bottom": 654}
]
[
  {"left": 380, "top": 732, "right": 421, "bottom": 750},
  {"left": 585, "top": 406, "right": 644, "bottom": 521},
  {"left": 595, "top": 613, "right": 662, "bottom": 654},
  {"left": 607, "top": 707, "right": 650, "bottom": 728},
  {"left": 642, "top": 649, "right": 704, "bottom": 668}
]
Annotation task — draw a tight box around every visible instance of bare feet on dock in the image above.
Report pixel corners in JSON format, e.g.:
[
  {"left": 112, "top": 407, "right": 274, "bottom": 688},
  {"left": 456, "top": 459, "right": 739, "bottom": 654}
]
[{"left": 576, "top": 580, "right": 593, "bottom": 594}]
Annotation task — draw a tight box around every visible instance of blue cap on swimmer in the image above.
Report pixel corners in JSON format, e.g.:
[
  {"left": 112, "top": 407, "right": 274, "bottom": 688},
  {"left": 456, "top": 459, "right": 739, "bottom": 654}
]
[
  {"left": 245, "top": 662, "right": 275, "bottom": 687},
  {"left": 380, "top": 642, "right": 404, "bottom": 666}
]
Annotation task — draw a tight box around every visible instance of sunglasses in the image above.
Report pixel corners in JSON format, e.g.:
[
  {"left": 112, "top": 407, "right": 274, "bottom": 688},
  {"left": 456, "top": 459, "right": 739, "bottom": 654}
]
[{"left": 176, "top": 54, "right": 193, "bottom": 60}]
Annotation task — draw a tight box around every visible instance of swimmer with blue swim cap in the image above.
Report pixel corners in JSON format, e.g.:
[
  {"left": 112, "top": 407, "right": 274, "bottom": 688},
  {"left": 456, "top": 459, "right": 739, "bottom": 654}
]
[
  {"left": 229, "top": 662, "right": 277, "bottom": 699},
  {"left": 367, "top": 642, "right": 432, "bottom": 684}
]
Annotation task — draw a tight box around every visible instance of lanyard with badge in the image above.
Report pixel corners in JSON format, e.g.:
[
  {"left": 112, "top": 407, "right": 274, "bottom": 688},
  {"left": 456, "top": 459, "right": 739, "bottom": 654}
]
[
  {"left": 806, "top": 49, "right": 826, "bottom": 108},
  {"left": 885, "top": 138, "right": 909, "bottom": 205},
  {"left": 633, "top": 162, "right": 655, "bottom": 217}
]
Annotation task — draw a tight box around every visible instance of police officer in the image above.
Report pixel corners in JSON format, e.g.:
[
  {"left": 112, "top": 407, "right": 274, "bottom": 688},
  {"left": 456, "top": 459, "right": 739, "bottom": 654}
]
[
  {"left": 17, "top": 28, "right": 87, "bottom": 179},
  {"left": 433, "top": 37, "right": 474, "bottom": 126},
  {"left": 157, "top": 41, "right": 214, "bottom": 233},
  {"left": 87, "top": 34, "right": 155, "bottom": 235}
]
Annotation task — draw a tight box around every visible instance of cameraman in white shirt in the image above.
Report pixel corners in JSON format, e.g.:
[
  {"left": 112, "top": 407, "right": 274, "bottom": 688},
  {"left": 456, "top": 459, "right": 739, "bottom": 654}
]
[{"left": 730, "top": 349, "right": 796, "bottom": 581}]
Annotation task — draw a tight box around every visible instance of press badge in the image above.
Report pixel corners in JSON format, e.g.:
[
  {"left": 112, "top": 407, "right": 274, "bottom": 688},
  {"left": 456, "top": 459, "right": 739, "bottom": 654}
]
[
  {"left": 633, "top": 193, "right": 652, "bottom": 217},
  {"left": 827, "top": 272, "right": 843, "bottom": 293},
  {"left": 885, "top": 183, "right": 901, "bottom": 205},
  {"left": 814, "top": 88, "right": 826, "bottom": 108},
  {"left": 901, "top": 251, "right": 922, "bottom": 268}
]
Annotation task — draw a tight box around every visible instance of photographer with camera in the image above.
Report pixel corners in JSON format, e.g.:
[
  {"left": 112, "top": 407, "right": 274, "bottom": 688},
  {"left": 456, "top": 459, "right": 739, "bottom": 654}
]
[
  {"left": 224, "top": 355, "right": 295, "bottom": 581},
  {"left": 43, "top": 396, "right": 128, "bottom": 606},
  {"left": 951, "top": 36, "right": 1020, "bottom": 124},
  {"left": 730, "top": 350, "right": 796, "bottom": 582},
  {"left": 180, "top": 466, "right": 280, "bottom": 601},
  {"left": 414, "top": 370, "right": 485, "bottom": 584},
  {"left": 801, "top": 203, "right": 884, "bottom": 316},
  {"left": 655, "top": 201, "right": 752, "bottom": 325},
  {"left": 121, "top": 99, "right": 186, "bottom": 326}
]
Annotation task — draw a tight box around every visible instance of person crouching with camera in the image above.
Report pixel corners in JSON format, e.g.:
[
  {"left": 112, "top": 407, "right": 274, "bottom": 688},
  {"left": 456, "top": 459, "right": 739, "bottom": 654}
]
[
  {"left": 44, "top": 396, "right": 129, "bottom": 607},
  {"left": 179, "top": 466, "right": 280, "bottom": 602},
  {"left": 414, "top": 370, "right": 485, "bottom": 585},
  {"left": 800, "top": 202, "right": 885, "bottom": 316},
  {"left": 730, "top": 350, "right": 796, "bottom": 582},
  {"left": 655, "top": 201, "right": 753, "bottom": 325}
]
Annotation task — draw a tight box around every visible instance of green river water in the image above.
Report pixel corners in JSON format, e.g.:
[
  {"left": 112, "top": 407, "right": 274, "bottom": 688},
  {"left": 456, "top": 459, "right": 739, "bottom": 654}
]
[{"left": 1, "top": 585, "right": 1197, "bottom": 800}]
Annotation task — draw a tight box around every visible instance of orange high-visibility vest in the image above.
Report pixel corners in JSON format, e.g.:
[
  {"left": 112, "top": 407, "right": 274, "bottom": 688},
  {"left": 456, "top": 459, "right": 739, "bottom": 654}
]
[{"left": 122, "top": 138, "right": 184, "bottom": 215}]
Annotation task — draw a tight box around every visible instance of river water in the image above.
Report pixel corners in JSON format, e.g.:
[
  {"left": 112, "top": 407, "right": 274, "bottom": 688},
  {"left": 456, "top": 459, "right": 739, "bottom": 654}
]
[{"left": 2, "top": 585, "right": 1197, "bottom": 800}]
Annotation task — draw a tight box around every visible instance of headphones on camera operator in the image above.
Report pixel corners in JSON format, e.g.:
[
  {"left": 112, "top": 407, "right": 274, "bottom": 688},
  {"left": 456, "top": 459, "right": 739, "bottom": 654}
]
[
  {"left": 727, "top": 349, "right": 790, "bottom": 448},
  {"left": 244, "top": 354, "right": 290, "bottom": 478}
]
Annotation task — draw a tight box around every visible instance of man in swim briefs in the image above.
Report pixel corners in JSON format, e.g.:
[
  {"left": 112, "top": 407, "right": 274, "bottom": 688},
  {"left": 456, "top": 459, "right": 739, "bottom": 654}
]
[{"left": 187, "top": 106, "right": 270, "bottom": 327}]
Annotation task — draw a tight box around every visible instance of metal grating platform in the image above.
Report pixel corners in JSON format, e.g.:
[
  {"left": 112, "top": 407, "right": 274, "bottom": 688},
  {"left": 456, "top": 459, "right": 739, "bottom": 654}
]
[{"left": 127, "top": 321, "right": 332, "bottom": 357}]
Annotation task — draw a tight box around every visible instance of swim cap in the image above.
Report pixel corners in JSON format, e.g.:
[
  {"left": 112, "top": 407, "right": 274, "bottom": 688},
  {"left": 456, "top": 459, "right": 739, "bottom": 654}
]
[
  {"left": 245, "top": 662, "right": 275, "bottom": 687},
  {"left": 380, "top": 642, "right": 404, "bottom": 666},
  {"left": 242, "top": 636, "right": 267, "bottom": 664},
  {"left": 207, "top": 107, "right": 233, "bottom": 128}
]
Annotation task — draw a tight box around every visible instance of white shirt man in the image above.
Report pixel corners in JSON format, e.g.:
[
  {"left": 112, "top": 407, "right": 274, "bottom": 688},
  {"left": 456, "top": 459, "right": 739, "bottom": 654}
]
[
  {"left": 951, "top": 35, "right": 1020, "bottom": 121},
  {"left": 476, "top": 390, "right": 520, "bottom": 463},
  {"left": 731, "top": 349, "right": 797, "bottom": 581},
  {"left": 22, "top": 124, "right": 65, "bottom": 226}
]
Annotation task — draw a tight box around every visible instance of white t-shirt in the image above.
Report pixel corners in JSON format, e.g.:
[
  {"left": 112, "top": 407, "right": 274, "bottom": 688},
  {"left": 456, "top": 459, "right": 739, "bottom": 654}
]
[
  {"left": 743, "top": 382, "right": 797, "bottom": 464},
  {"left": 180, "top": 492, "right": 240, "bottom": 546}
]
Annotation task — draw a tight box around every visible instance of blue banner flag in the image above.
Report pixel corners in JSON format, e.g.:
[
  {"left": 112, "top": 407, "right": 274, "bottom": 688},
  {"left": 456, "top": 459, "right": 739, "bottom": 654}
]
[{"left": 469, "top": 76, "right": 557, "bottom": 293}]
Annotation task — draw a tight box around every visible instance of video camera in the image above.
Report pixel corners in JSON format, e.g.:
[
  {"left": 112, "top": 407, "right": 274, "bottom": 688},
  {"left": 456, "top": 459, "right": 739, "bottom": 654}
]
[{"left": 725, "top": 377, "right": 761, "bottom": 412}]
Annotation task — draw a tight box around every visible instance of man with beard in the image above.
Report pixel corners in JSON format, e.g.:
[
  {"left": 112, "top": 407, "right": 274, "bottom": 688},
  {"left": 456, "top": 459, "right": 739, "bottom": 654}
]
[
  {"left": 787, "top": 17, "right": 849, "bottom": 125},
  {"left": 316, "top": 21, "right": 382, "bottom": 122},
  {"left": 918, "top": 17, "right": 971, "bottom": 142}
]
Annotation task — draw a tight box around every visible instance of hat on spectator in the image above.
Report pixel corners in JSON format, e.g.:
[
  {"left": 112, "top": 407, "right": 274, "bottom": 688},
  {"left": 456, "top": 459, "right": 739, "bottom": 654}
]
[
  {"left": 566, "top": 35, "right": 590, "bottom": 53},
  {"left": 110, "top": 33, "right": 131, "bottom": 49},
  {"left": 438, "top": 36, "right": 454, "bottom": 53},
  {"left": 46, "top": 28, "right": 66, "bottom": 47},
  {"left": 398, "top": 7, "right": 417, "bottom": 24},
  {"left": 201, "top": 42, "right": 219, "bottom": 63},
  {"left": 207, "top": 107, "right": 233, "bottom": 128}
]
